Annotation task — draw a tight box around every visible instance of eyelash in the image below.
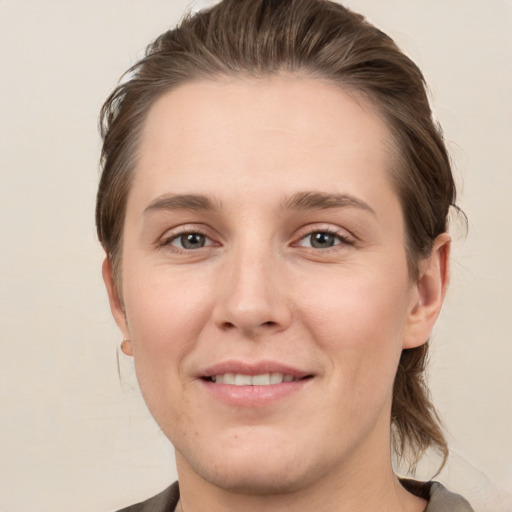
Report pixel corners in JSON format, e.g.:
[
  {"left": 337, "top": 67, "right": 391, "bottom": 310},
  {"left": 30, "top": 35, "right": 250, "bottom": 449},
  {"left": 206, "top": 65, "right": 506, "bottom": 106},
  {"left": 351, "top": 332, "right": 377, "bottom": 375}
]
[
  {"left": 158, "top": 227, "right": 216, "bottom": 253},
  {"left": 158, "top": 227, "right": 354, "bottom": 253},
  {"left": 294, "top": 228, "right": 353, "bottom": 250}
]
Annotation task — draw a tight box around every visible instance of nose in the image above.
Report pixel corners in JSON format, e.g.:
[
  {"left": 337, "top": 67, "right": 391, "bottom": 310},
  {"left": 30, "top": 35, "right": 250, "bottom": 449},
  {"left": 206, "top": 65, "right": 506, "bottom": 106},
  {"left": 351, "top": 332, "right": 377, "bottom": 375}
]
[{"left": 212, "top": 248, "right": 292, "bottom": 336}]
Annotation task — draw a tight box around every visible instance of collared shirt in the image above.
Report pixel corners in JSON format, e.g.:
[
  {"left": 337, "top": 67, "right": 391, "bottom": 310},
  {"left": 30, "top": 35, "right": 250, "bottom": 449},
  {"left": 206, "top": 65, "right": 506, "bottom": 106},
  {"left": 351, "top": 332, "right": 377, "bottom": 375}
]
[{"left": 116, "top": 479, "right": 474, "bottom": 512}]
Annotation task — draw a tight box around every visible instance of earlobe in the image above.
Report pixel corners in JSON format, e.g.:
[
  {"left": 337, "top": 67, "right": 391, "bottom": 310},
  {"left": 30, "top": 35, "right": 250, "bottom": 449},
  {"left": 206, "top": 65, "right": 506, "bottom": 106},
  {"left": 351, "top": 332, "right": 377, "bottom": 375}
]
[
  {"left": 102, "top": 257, "right": 130, "bottom": 341},
  {"left": 403, "top": 233, "right": 451, "bottom": 349},
  {"left": 120, "top": 339, "right": 133, "bottom": 356}
]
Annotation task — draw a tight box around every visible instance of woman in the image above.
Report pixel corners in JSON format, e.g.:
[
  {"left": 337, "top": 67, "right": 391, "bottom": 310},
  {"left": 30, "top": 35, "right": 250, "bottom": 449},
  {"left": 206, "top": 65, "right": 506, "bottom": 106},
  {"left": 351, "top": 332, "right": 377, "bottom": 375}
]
[{"left": 97, "top": 0, "right": 473, "bottom": 510}]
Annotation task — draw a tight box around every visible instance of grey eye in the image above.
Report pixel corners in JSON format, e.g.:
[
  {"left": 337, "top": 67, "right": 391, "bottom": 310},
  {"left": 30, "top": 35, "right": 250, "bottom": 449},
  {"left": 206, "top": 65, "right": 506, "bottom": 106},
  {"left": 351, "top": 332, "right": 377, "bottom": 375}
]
[
  {"left": 308, "top": 232, "right": 337, "bottom": 249},
  {"left": 175, "top": 233, "right": 207, "bottom": 249}
]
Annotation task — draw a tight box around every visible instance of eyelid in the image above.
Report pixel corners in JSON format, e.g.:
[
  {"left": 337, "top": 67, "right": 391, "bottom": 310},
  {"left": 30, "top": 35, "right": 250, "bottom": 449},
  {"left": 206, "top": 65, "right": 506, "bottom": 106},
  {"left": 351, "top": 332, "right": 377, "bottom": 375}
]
[
  {"left": 292, "top": 225, "right": 355, "bottom": 248},
  {"left": 155, "top": 223, "right": 355, "bottom": 252},
  {"left": 170, "top": 233, "right": 215, "bottom": 249},
  {"left": 157, "top": 224, "right": 220, "bottom": 250}
]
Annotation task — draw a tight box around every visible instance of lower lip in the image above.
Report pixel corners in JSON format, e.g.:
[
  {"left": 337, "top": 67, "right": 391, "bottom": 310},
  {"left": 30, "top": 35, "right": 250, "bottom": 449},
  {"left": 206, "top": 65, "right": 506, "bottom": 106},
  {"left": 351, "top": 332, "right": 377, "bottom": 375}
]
[{"left": 200, "top": 379, "right": 311, "bottom": 407}]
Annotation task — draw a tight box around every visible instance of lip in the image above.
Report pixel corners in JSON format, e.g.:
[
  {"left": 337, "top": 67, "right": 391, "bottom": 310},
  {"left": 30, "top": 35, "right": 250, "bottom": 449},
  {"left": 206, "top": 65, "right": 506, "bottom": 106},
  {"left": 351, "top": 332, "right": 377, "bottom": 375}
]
[
  {"left": 198, "top": 360, "right": 311, "bottom": 379},
  {"left": 197, "top": 360, "right": 313, "bottom": 408}
]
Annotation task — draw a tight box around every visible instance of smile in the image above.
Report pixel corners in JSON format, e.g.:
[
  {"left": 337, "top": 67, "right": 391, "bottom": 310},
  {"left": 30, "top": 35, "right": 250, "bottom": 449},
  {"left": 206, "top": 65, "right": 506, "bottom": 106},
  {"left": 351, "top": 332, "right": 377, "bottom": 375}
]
[
  {"left": 198, "top": 362, "right": 313, "bottom": 407},
  {"left": 207, "top": 373, "right": 300, "bottom": 385}
]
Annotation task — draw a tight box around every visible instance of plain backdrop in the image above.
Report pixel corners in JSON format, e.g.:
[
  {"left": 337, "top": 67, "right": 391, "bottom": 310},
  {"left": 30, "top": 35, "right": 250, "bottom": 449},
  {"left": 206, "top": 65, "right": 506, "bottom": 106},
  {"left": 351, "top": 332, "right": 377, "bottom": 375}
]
[{"left": 0, "top": 1, "right": 511, "bottom": 511}]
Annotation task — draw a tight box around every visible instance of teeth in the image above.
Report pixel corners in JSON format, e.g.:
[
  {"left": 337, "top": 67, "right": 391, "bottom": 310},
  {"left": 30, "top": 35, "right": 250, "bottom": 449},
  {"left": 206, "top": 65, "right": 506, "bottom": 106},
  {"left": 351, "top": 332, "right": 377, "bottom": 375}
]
[
  {"left": 252, "top": 374, "right": 270, "bottom": 385},
  {"left": 235, "top": 374, "right": 252, "bottom": 386},
  {"left": 211, "top": 372, "right": 298, "bottom": 386},
  {"left": 223, "top": 373, "right": 235, "bottom": 385},
  {"left": 270, "top": 372, "right": 284, "bottom": 384}
]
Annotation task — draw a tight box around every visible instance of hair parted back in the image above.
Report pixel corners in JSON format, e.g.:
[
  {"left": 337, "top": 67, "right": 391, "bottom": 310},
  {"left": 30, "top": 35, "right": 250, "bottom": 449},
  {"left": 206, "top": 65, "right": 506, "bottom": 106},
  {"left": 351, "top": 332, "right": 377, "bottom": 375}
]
[{"left": 97, "top": 0, "right": 458, "bottom": 470}]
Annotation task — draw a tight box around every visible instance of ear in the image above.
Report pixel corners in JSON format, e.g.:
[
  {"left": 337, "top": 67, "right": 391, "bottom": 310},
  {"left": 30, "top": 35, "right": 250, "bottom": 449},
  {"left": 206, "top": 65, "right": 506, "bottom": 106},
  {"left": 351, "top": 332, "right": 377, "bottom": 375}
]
[
  {"left": 102, "top": 257, "right": 132, "bottom": 355},
  {"left": 403, "top": 233, "right": 451, "bottom": 349}
]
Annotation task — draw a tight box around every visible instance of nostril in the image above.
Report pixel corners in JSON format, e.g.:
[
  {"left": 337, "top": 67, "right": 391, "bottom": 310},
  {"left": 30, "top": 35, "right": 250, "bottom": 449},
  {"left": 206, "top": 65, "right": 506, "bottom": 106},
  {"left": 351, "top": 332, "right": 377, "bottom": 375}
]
[{"left": 218, "top": 319, "right": 280, "bottom": 335}]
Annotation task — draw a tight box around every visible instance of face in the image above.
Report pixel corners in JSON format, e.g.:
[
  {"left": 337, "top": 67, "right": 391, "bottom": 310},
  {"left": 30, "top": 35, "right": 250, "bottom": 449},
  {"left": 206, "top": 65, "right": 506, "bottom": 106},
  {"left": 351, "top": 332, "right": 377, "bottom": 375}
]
[{"left": 105, "top": 76, "right": 446, "bottom": 495}]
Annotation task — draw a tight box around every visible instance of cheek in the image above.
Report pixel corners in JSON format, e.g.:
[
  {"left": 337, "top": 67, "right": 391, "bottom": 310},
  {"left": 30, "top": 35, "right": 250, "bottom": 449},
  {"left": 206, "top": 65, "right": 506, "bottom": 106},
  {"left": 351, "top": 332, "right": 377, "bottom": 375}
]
[
  {"left": 121, "top": 262, "right": 215, "bottom": 390},
  {"left": 298, "top": 263, "right": 410, "bottom": 337},
  {"left": 120, "top": 264, "right": 216, "bottom": 426},
  {"left": 123, "top": 261, "right": 211, "bottom": 338},
  {"left": 294, "top": 263, "right": 411, "bottom": 384}
]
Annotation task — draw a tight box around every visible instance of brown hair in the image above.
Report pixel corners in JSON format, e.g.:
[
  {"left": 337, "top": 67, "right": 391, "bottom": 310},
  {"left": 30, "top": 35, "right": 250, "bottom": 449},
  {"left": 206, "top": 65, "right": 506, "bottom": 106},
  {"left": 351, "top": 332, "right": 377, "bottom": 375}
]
[{"left": 97, "top": 0, "right": 457, "bottom": 470}]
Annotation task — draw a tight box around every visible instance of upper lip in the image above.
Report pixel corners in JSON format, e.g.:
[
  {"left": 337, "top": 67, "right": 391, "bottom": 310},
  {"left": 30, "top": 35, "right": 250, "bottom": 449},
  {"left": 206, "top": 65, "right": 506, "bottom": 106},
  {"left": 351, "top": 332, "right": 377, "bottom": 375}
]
[{"left": 198, "top": 360, "right": 312, "bottom": 379}]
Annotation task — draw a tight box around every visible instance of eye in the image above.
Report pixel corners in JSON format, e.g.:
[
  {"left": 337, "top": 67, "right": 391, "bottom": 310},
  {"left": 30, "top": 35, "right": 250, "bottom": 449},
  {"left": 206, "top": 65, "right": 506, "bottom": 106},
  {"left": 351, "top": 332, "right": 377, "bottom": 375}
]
[
  {"left": 168, "top": 232, "right": 213, "bottom": 250},
  {"left": 297, "top": 231, "right": 349, "bottom": 249}
]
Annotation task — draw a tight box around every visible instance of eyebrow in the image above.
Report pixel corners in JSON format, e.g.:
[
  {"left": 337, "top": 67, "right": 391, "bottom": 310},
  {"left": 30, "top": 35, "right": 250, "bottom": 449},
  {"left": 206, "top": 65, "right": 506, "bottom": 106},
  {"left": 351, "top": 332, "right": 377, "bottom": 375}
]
[
  {"left": 144, "top": 194, "right": 222, "bottom": 214},
  {"left": 282, "top": 191, "right": 375, "bottom": 215},
  {"left": 143, "top": 191, "right": 375, "bottom": 216}
]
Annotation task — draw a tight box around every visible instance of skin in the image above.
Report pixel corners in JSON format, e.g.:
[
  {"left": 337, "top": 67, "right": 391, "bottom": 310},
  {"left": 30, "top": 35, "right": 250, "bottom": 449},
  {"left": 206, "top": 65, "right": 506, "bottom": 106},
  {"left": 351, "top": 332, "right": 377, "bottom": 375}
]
[{"left": 103, "top": 75, "right": 450, "bottom": 512}]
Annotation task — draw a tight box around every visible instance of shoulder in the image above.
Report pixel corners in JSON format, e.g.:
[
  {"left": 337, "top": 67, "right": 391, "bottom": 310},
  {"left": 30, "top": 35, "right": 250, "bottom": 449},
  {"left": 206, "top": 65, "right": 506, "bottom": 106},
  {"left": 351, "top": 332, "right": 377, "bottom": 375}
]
[
  {"left": 115, "top": 481, "right": 179, "bottom": 512},
  {"left": 113, "top": 479, "right": 475, "bottom": 511},
  {"left": 400, "top": 479, "right": 475, "bottom": 512}
]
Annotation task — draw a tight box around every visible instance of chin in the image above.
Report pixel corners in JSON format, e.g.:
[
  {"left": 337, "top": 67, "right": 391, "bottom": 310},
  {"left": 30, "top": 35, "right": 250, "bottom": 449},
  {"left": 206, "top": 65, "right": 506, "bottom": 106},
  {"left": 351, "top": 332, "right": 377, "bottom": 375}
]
[
  {"left": 178, "top": 436, "right": 330, "bottom": 496},
  {"left": 201, "top": 461, "right": 313, "bottom": 495}
]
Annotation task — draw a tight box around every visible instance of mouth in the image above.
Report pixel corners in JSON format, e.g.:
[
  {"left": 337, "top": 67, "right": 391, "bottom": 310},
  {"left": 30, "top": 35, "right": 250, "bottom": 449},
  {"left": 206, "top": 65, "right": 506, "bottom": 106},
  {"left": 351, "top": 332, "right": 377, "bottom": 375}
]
[
  {"left": 203, "top": 372, "right": 309, "bottom": 385},
  {"left": 198, "top": 361, "right": 314, "bottom": 407}
]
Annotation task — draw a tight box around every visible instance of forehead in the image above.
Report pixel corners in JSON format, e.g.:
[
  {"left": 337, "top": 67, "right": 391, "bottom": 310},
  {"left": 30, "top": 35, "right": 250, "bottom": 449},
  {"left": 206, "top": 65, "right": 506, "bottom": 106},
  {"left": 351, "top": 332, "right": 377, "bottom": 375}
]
[{"left": 130, "top": 75, "right": 399, "bottom": 213}]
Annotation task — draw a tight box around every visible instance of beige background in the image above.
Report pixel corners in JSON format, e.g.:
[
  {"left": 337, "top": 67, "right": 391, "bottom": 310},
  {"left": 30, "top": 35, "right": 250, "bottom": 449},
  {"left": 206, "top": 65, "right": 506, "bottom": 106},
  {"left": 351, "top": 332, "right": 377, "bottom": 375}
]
[{"left": 0, "top": 1, "right": 511, "bottom": 511}]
